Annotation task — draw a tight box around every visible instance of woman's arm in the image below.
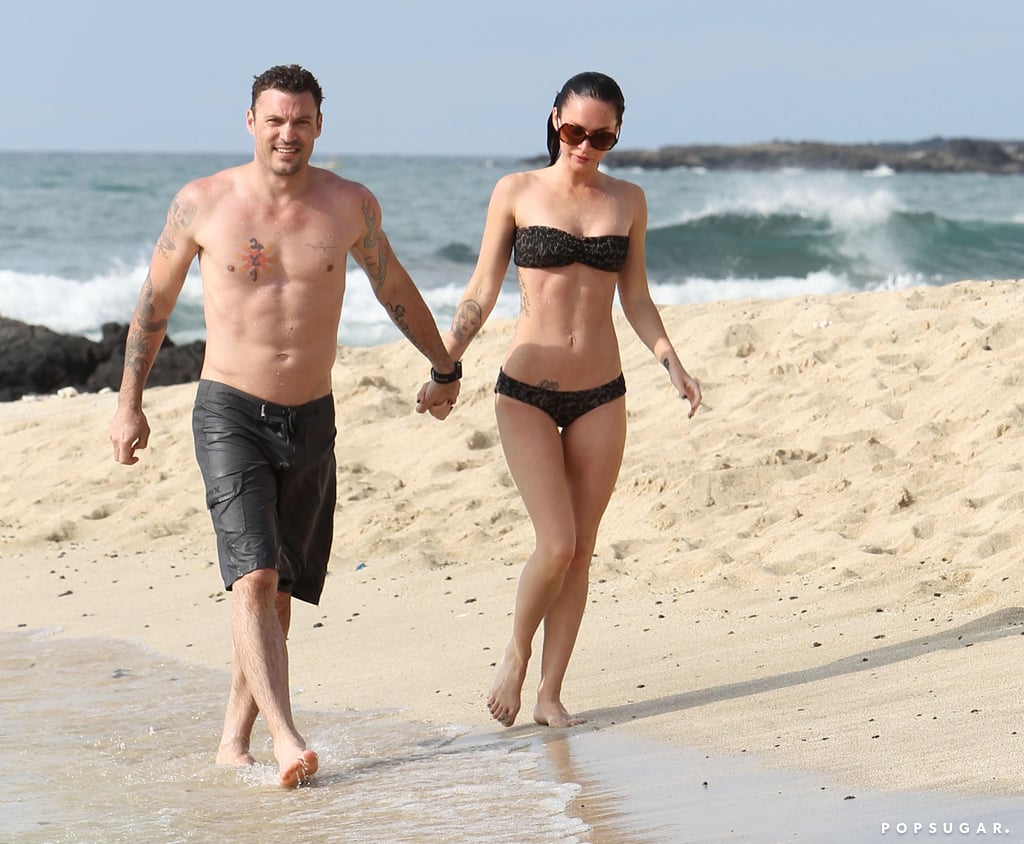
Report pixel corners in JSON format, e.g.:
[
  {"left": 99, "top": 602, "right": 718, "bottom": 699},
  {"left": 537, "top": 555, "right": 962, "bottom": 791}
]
[
  {"left": 445, "top": 174, "right": 519, "bottom": 361},
  {"left": 617, "top": 184, "right": 703, "bottom": 417}
]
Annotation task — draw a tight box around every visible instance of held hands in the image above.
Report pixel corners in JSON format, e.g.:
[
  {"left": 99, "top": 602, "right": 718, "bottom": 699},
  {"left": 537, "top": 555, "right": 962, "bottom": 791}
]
[
  {"left": 108, "top": 406, "right": 151, "bottom": 465},
  {"left": 416, "top": 379, "right": 460, "bottom": 420}
]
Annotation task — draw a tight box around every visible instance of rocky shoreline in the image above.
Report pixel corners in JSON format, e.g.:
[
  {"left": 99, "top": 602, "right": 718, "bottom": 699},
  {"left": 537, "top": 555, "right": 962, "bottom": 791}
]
[
  {"left": 0, "top": 317, "right": 203, "bottom": 402},
  {"left": 600, "top": 136, "right": 1024, "bottom": 173}
]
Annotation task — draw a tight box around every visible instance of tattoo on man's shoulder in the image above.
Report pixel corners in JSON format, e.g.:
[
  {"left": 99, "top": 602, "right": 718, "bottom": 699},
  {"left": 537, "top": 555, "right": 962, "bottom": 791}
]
[
  {"left": 452, "top": 300, "right": 483, "bottom": 343},
  {"left": 156, "top": 197, "right": 197, "bottom": 258}
]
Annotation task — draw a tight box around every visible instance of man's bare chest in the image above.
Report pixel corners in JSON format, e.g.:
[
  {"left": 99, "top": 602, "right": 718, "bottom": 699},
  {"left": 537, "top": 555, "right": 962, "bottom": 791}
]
[{"left": 200, "top": 215, "right": 350, "bottom": 285}]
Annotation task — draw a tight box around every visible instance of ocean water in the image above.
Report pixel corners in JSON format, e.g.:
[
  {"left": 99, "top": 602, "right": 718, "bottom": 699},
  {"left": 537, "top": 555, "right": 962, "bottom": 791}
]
[
  {"left": 7, "top": 628, "right": 1024, "bottom": 844},
  {"left": 0, "top": 629, "right": 592, "bottom": 844},
  {"left": 1, "top": 152, "right": 1022, "bottom": 347}
]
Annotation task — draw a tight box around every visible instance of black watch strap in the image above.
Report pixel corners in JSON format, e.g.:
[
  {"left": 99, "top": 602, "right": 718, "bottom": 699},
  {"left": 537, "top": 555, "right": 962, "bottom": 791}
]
[{"left": 430, "top": 360, "right": 463, "bottom": 384}]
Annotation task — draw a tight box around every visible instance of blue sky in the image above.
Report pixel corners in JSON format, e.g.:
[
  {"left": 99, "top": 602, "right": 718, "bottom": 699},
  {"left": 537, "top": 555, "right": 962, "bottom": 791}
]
[{"left": 7, "top": 0, "right": 1022, "bottom": 157}]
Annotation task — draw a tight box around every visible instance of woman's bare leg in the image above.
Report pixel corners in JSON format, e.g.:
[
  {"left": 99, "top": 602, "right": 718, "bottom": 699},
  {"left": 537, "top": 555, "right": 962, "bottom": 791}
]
[
  {"left": 534, "top": 398, "right": 626, "bottom": 727},
  {"left": 488, "top": 396, "right": 577, "bottom": 726}
]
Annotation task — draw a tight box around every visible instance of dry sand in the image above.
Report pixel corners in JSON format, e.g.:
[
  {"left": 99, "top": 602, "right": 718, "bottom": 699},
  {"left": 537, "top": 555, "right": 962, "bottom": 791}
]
[{"left": 4, "top": 279, "right": 1024, "bottom": 801}]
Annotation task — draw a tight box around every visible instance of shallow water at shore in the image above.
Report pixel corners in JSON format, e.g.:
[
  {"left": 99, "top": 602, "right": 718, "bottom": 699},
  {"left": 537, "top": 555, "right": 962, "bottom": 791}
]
[
  {"left": 5, "top": 629, "right": 1024, "bottom": 843},
  {"left": 1, "top": 630, "right": 591, "bottom": 844}
]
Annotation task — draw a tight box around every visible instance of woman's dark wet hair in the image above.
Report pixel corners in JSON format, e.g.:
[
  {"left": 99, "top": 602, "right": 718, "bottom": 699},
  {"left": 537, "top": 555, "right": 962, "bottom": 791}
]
[
  {"left": 251, "top": 64, "right": 325, "bottom": 113},
  {"left": 546, "top": 72, "right": 626, "bottom": 166}
]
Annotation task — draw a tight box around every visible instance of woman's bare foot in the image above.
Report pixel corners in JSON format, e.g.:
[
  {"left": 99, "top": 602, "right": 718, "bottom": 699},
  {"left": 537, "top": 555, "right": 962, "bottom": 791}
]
[
  {"left": 278, "top": 749, "right": 318, "bottom": 789},
  {"left": 534, "top": 699, "right": 586, "bottom": 728},
  {"left": 487, "top": 643, "right": 528, "bottom": 727},
  {"left": 215, "top": 741, "right": 257, "bottom": 767}
]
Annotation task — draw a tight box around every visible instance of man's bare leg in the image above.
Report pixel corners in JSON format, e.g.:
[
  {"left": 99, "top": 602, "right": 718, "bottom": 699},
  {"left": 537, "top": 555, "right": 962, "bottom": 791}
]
[
  {"left": 229, "top": 568, "right": 318, "bottom": 787},
  {"left": 215, "top": 657, "right": 259, "bottom": 766},
  {"left": 215, "top": 589, "right": 292, "bottom": 766}
]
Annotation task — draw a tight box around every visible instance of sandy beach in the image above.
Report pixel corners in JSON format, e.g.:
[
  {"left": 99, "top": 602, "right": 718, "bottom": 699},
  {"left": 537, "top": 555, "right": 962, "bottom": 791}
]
[{"left": 5, "top": 280, "right": 1024, "bottom": 833}]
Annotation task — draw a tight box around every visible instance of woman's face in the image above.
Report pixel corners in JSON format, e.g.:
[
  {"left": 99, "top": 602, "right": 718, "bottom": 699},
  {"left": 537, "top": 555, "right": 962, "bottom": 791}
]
[{"left": 552, "top": 96, "right": 620, "bottom": 168}]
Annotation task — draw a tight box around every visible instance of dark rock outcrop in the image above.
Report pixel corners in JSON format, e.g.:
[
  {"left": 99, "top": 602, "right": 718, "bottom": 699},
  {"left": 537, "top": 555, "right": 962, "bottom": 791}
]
[
  {"left": 598, "top": 137, "right": 1024, "bottom": 173},
  {"left": 0, "top": 317, "right": 204, "bottom": 402}
]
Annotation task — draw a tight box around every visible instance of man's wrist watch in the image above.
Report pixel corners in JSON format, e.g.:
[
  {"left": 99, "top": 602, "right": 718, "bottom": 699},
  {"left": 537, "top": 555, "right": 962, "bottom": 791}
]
[{"left": 430, "top": 360, "right": 463, "bottom": 384}]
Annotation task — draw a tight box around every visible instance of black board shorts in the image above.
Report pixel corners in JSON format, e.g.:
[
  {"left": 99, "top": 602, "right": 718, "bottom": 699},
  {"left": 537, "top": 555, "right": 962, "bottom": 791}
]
[{"left": 192, "top": 380, "right": 337, "bottom": 605}]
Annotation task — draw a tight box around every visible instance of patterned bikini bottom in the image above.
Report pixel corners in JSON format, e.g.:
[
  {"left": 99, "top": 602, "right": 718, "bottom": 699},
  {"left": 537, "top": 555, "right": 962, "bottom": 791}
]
[{"left": 494, "top": 368, "right": 626, "bottom": 429}]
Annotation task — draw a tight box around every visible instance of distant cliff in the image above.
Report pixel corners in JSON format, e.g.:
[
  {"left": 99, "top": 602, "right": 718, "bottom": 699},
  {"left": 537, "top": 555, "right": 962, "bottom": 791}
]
[{"left": 601, "top": 137, "right": 1024, "bottom": 173}]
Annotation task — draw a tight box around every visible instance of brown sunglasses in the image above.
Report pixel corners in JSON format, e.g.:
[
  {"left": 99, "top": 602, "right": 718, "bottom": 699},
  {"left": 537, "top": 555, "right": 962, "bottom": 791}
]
[{"left": 557, "top": 122, "right": 619, "bottom": 151}]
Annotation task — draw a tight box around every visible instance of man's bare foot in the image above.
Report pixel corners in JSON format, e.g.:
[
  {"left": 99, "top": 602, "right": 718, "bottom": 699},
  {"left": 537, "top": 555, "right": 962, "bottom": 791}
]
[
  {"left": 534, "top": 700, "right": 586, "bottom": 728},
  {"left": 278, "top": 749, "right": 318, "bottom": 789},
  {"left": 215, "top": 742, "right": 257, "bottom": 766},
  {"left": 487, "top": 643, "right": 528, "bottom": 727}
]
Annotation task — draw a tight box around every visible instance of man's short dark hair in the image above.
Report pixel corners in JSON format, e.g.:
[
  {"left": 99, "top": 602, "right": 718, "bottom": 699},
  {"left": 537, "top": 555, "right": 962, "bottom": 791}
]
[{"left": 251, "top": 65, "right": 324, "bottom": 113}]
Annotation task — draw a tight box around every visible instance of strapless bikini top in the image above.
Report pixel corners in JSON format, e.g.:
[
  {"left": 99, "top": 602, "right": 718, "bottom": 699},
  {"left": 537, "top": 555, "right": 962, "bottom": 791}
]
[{"left": 513, "top": 225, "right": 629, "bottom": 273}]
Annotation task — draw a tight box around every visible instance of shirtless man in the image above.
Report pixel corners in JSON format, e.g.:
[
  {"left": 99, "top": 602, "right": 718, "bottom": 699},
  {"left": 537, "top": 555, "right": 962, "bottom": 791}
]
[{"left": 107, "top": 65, "right": 461, "bottom": 788}]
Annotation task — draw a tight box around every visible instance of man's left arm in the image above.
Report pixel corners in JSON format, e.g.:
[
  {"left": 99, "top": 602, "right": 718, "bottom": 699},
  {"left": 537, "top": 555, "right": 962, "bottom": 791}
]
[{"left": 350, "top": 192, "right": 461, "bottom": 415}]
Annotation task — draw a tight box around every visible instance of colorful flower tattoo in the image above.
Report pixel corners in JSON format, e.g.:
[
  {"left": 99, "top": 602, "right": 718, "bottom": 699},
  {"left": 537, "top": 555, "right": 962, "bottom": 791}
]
[{"left": 238, "top": 238, "right": 273, "bottom": 282}]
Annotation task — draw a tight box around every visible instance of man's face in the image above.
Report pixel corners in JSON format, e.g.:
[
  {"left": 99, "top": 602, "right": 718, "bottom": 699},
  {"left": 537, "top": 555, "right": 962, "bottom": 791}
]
[{"left": 247, "top": 88, "right": 323, "bottom": 177}]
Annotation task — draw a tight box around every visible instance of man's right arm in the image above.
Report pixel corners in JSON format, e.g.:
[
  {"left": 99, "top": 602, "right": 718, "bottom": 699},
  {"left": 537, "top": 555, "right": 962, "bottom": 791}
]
[{"left": 109, "top": 188, "right": 200, "bottom": 464}]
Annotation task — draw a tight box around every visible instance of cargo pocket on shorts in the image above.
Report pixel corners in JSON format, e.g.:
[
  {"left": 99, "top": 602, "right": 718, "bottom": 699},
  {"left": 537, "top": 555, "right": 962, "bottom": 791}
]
[{"left": 204, "top": 473, "right": 247, "bottom": 536}]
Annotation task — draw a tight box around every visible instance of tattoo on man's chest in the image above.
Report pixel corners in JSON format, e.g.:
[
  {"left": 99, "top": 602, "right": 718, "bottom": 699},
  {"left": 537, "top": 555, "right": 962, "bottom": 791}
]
[{"left": 227, "top": 238, "right": 273, "bottom": 282}]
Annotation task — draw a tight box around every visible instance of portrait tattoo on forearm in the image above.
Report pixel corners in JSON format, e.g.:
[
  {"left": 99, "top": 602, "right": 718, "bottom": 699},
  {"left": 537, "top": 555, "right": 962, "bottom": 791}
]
[
  {"left": 361, "top": 198, "right": 391, "bottom": 292},
  {"left": 156, "top": 196, "right": 196, "bottom": 259},
  {"left": 452, "top": 300, "right": 483, "bottom": 343}
]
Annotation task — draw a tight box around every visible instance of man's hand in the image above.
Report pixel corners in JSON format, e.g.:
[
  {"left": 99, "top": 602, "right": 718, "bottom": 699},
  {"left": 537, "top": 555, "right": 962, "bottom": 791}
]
[
  {"left": 416, "top": 380, "right": 460, "bottom": 420},
  {"left": 109, "top": 406, "right": 151, "bottom": 465}
]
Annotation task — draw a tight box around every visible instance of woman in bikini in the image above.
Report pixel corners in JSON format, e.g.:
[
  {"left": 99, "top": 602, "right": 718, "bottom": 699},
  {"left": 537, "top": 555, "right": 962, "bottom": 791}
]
[{"left": 442, "top": 71, "right": 702, "bottom": 728}]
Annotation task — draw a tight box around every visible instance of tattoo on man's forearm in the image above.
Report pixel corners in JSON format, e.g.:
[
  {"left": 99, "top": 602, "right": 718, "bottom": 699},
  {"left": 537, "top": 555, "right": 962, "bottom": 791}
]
[
  {"left": 362, "top": 199, "right": 391, "bottom": 292},
  {"left": 124, "top": 329, "right": 153, "bottom": 381},
  {"left": 136, "top": 275, "right": 168, "bottom": 333},
  {"left": 156, "top": 197, "right": 196, "bottom": 258},
  {"left": 386, "top": 302, "right": 425, "bottom": 355},
  {"left": 124, "top": 274, "right": 167, "bottom": 381},
  {"left": 452, "top": 300, "right": 483, "bottom": 343}
]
